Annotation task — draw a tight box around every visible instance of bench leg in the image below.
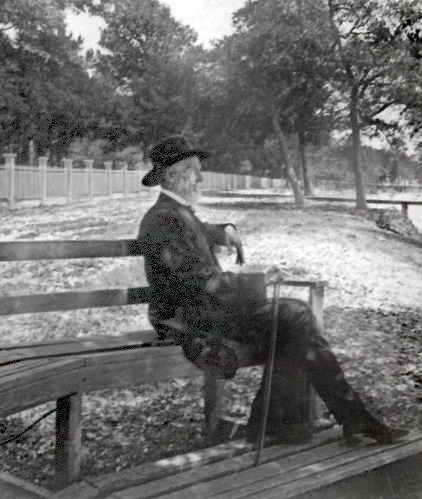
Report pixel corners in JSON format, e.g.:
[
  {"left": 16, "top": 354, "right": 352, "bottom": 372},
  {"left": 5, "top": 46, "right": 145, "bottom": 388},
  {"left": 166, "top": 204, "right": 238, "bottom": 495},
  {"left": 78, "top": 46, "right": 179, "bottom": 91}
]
[
  {"left": 55, "top": 393, "right": 82, "bottom": 486},
  {"left": 203, "top": 370, "right": 224, "bottom": 442}
]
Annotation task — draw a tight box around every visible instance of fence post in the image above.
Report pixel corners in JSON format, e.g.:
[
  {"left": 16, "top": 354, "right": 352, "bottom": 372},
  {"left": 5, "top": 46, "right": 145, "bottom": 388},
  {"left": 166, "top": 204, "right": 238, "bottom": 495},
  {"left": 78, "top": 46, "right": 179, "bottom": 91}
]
[
  {"left": 38, "top": 156, "right": 49, "bottom": 205},
  {"left": 4, "top": 153, "right": 16, "bottom": 209},
  {"left": 63, "top": 158, "right": 73, "bottom": 204},
  {"left": 123, "top": 164, "right": 127, "bottom": 198},
  {"left": 104, "top": 161, "right": 112, "bottom": 198},
  {"left": 84, "top": 159, "right": 94, "bottom": 203}
]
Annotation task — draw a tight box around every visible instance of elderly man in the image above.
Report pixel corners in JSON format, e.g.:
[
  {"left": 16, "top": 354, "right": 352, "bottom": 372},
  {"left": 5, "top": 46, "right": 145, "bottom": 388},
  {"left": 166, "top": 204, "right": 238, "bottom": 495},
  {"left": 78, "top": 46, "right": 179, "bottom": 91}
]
[{"left": 137, "top": 135, "right": 408, "bottom": 445}]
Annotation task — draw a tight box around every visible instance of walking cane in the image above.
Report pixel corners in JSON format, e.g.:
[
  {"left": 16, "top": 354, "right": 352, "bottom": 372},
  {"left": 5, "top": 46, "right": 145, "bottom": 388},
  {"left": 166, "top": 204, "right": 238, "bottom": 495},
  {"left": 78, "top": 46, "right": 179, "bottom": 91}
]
[{"left": 254, "top": 280, "right": 281, "bottom": 466}]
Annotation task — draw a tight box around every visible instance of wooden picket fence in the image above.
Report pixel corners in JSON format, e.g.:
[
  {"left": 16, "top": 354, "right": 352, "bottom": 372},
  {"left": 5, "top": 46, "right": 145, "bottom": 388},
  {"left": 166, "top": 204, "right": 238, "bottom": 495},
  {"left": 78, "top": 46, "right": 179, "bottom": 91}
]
[{"left": 0, "top": 154, "right": 282, "bottom": 209}]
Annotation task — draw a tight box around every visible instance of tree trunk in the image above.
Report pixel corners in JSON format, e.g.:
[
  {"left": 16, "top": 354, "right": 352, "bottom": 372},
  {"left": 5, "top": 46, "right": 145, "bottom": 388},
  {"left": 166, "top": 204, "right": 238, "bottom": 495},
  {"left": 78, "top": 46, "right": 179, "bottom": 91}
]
[
  {"left": 328, "top": 0, "right": 366, "bottom": 209},
  {"left": 350, "top": 87, "right": 367, "bottom": 209},
  {"left": 272, "top": 113, "right": 304, "bottom": 206},
  {"left": 298, "top": 130, "right": 313, "bottom": 196}
]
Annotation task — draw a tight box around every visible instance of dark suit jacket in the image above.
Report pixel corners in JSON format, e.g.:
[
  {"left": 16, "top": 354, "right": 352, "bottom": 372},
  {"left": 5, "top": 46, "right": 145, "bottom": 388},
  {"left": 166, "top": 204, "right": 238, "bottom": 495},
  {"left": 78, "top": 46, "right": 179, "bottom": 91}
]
[{"left": 137, "top": 193, "right": 264, "bottom": 339}]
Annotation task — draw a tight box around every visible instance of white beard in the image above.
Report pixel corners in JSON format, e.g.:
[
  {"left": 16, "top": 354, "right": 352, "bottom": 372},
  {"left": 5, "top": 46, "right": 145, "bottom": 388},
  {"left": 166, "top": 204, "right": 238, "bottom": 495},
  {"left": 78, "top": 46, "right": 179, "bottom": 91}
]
[{"left": 185, "top": 188, "right": 201, "bottom": 206}]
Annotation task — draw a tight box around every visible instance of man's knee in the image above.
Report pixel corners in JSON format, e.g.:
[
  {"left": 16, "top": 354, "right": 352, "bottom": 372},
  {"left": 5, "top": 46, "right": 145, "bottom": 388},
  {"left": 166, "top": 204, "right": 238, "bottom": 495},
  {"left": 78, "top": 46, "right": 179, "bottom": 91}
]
[{"left": 277, "top": 298, "right": 316, "bottom": 341}]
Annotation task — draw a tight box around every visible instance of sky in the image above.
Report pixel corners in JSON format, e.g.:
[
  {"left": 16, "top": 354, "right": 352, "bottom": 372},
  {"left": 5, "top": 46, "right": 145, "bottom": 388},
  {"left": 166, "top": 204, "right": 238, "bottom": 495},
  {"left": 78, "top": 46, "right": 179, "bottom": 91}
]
[{"left": 66, "top": 0, "right": 247, "bottom": 51}]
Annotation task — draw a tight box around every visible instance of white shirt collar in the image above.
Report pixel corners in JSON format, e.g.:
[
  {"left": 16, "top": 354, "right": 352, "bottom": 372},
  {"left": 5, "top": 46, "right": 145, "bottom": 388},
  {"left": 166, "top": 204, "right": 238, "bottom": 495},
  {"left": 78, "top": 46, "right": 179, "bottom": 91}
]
[{"left": 160, "top": 188, "right": 191, "bottom": 207}]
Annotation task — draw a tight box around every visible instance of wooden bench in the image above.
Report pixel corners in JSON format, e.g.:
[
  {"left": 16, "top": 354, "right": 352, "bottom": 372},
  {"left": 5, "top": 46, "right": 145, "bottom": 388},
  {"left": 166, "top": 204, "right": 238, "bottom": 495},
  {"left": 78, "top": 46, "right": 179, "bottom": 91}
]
[
  {"left": 306, "top": 195, "right": 422, "bottom": 217},
  {"left": 0, "top": 240, "right": 327, "bottom": 487}
]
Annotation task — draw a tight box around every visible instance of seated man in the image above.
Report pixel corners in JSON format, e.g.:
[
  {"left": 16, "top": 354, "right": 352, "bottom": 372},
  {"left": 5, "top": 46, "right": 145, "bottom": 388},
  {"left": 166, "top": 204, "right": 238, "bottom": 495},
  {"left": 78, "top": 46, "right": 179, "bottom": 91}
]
[{"left": 137, "top": 135, "right": 408, "bottom": 445}]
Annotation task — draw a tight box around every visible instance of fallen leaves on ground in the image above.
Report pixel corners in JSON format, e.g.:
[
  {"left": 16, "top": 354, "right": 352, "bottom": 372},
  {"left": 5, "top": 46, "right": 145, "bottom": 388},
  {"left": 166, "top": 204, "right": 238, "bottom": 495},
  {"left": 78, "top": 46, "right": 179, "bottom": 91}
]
[{"left": 0, "top": 191, "right": 422, "bottom": 489}]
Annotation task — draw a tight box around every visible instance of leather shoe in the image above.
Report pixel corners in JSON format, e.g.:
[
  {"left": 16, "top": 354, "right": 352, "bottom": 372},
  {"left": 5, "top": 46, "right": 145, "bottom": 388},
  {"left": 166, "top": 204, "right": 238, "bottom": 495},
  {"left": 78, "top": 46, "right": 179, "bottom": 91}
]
[{"left": 343, "top": 419, "right": 409, "bottom": 444}]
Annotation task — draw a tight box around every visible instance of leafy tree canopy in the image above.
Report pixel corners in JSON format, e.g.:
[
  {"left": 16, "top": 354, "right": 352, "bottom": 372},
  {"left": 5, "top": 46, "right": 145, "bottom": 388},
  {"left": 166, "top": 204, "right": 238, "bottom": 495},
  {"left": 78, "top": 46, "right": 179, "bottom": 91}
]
[
  {"left": 0, "top": 0, "right": 112, "bottom": 163},
  {"left": 90, "top": 0, "right": 201, "bottom": 151}
]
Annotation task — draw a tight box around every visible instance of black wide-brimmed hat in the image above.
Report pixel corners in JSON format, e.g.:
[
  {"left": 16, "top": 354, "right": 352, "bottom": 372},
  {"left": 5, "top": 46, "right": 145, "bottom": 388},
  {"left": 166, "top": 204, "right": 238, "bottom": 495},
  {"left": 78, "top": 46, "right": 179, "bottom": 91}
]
[{"left": 142, "top": 135, "right": 210, "bottom": 187}]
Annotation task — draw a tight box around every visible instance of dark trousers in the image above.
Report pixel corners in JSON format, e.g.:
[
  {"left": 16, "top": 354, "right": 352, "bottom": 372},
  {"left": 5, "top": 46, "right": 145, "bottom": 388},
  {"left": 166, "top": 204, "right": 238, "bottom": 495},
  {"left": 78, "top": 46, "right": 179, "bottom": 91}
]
[
  {"left": 154, "top": 298, "right": 368, "bottom": 430},
  {"left": 244, "top": 298, "right": 367, "bottom": 431}
]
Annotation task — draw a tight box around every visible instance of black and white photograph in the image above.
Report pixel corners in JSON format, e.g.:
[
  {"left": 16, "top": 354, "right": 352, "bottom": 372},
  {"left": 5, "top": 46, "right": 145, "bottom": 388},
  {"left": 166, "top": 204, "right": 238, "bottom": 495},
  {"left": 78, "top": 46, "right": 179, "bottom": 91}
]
[{"left": 1, "top": 1, "right": 422, "bottom": 497}]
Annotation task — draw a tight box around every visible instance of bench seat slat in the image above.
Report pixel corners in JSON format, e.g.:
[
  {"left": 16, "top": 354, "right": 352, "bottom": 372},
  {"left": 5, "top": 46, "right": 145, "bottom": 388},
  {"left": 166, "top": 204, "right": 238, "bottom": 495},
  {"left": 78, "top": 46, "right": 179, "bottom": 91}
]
[
  {"left": 0, "top": 331, "right": 159, "bottom": 366},
  {"left": 149, "top": 435, "right": 422, "bottom": 499},
  {"left": 90, "top": 427, "right": 344, "bottom": 497},
  {"left": 0, "top": 358, "right": 84, "bottom": 417},
  {"left": 0, "top": 343, "right": 262, "bottom": 417},
  {"left": 0, "top": 349, "right": 201, "bottom": 416},
  {"left": 81, "top": 349, "right": 201, "bottom": 392},
  {"left": 0, "top": 358, "right": 55, "bottom": 377},
  {"left": 123, "top": 435, "right": 357, "bottom": 499},
  {"left": 243, "top": 438, "right": 422, "bottom": 499},
  {"left": 0, "top": 239, "right": 142, "bottom": 261},
  {"left": 0, "top": 287, "right": 150, "bottom": 315},
  {"left": 0, "top": 358, "right": 85, "bottom": 389},
  {"left": 0, "top": 330, "right": 156, "bottom": 351}
]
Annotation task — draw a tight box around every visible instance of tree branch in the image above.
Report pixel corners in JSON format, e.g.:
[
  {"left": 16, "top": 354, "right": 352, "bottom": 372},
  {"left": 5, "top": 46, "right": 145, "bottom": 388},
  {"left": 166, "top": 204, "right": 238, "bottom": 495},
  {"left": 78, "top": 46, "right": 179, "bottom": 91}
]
[
  {"left": 358, "top": 70, "right": 387, "bottom": 98},
  {"left": 368, "top": 100, "right": 398, "bottom": 118},
  {"left": 0, "top": 22, "right": 16, "bottom": 32},
  {"left": 327, "top": 0, "right": 355, "bottom": 85}
]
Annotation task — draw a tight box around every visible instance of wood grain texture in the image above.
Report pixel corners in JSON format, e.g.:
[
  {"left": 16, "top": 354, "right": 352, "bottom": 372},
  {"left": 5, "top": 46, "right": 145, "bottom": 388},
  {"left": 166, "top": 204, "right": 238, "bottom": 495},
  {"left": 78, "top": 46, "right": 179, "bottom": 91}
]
[
  {"left": 0, "top": 358, "right": 54, "bottom": 377},
  {"left": 0, "top": 239, "right": 142, "bottom": 261},
  {"left": 111, "top": 431, "right": 346, "bottom": 499},
  {"left": 0, "top": 343, "right": 260, "bottom": 418},
  {"left": 0, "top": 363, "right": 82, "bottom": 416},
  {"left": 250, "top": 438, "right": 422, "bottom": 499},
  {"left": 0, "top": 331, "right": 158, "bottom": 366},
  {"left": 0, "top": 330, "right": 156, "bottom": 350},
  {"left": 0, "top": 287, "right": 150, "bottom": 316},
  {"left": 80, "top": 349, "right": 201, "bottom": 392},
  {"left": 0, "top": 358, "right": 84, "bottom": 391},
  {"left": 143, "top": 434, "right": 422, "bottom": 499}
]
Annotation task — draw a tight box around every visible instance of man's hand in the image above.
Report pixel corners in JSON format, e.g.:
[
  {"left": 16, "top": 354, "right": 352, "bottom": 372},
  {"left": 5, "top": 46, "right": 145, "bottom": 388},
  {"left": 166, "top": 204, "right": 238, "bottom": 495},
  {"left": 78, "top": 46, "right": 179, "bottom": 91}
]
[
  {"left": 264, "top": 265, "right": 288, "bottom": 286},
  {"left": 224, "top": 225, "right": 245, "bottom": 265}
]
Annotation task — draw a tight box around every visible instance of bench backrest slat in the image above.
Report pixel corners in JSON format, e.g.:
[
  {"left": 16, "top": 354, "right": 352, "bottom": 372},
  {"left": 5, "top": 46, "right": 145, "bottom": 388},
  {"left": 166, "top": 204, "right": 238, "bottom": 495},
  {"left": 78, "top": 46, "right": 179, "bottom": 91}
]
[
  {"left": 0, "top": 240, "right": 142, "bottom": 261},
  {"left": 307, "top": 196, "right": 421, "bottom": 206},
  {"left": 0, "top": 287, "right": 150, "bottom": 315}
]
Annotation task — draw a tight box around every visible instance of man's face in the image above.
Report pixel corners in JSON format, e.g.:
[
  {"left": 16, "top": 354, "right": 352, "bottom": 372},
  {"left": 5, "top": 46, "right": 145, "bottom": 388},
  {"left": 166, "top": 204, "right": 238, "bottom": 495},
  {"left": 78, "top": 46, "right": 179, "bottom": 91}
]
[{"left": 165, "top": 156, "right": 203, "bottom": 205}]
